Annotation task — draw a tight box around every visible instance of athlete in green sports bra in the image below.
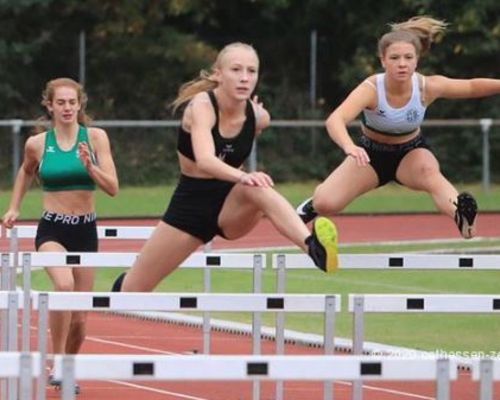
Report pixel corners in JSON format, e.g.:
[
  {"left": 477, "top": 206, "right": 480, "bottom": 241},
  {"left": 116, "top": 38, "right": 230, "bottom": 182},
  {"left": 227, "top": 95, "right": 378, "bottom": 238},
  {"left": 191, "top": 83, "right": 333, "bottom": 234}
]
[{"left": 2, "top": 77, "right": 118, "bottom": 395}]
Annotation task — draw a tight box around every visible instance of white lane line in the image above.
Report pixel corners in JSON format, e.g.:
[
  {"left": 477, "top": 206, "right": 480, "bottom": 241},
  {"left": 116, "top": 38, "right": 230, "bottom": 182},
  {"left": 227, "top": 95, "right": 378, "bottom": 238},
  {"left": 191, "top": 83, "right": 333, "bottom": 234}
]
[{"left": 108, "top": 380, "right": 211, "bottom": 400}]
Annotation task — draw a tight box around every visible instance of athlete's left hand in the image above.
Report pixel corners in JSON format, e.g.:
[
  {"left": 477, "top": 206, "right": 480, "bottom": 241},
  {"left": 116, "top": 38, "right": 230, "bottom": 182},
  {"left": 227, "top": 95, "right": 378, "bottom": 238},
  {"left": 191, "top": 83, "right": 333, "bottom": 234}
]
[
  {"left": 239, "top": 171, "right": 274, "bottom": 188},
  {"left": 78, "top": 142, "right": 94, "bottom": 170}
]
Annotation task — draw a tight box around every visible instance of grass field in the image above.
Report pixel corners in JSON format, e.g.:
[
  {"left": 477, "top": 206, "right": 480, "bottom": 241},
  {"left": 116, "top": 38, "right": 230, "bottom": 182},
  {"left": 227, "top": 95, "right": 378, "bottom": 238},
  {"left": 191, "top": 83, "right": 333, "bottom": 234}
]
[
  {"left": 2, "top": 182, "right": 500, "bottom": 219},
  {"left": 5, "top": 182, "right": 500, "bottom": 354}
]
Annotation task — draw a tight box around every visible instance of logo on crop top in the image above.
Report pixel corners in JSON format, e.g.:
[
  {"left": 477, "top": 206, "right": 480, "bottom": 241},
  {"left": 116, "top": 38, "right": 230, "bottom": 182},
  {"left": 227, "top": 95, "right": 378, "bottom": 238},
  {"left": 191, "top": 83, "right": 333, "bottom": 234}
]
[
  {"left": 46, "top": 146, "right": 55, "bottom": 153},
  {"left": 218, "top": 144, "right": 234, "bottom": 161},
  {"left": 406, "top": 109, "right": 419, "bottom": 123}
]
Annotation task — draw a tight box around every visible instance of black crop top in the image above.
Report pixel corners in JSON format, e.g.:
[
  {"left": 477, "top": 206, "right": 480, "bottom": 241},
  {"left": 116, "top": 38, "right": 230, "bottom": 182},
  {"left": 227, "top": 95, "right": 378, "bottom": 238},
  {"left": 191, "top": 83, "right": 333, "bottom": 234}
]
[{"left": 177, "top": 91, "right": 256, "bottom": 168}]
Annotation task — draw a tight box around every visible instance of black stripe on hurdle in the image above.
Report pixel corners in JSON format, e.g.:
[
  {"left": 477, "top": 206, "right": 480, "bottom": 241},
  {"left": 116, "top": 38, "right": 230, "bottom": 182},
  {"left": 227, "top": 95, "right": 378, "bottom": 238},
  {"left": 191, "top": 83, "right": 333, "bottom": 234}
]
[
  {"left": 388, "top": 257, "right": 404, "bottom": 267},
  {"left": 459, "top": 258, "right": 473, "bottom": 268},
  {"left": 206, "top": 256, "right": 221, "bottom": 266},
  {"left": 133, "top": 362, "right": 154, "bottom": 376},
  {"left": 66, "top": 255, "right": 81, "bottom": 265},
  {"left": 180, "top": 297, "right": 197, "bottom": 308},
  {"left": 104, "top": 228, "right": 118, "bottom": 237},
  {"left": 360, "top": 362, "right": 382, "bottom": 375},
  {"left": 407, "top": 298, "right": 424, "bottom": 310},
  {"left": 493, "top": 299, "right": 500, "bottom": 310},
  {"left": 267, "top": 297, "right": 284, "bottom": 309},
  {"left": 247, "top": 362, "right": 268, "bottom": 376},
  {"left": 92, "top": 296, "right": 110, "bottom": 308}
]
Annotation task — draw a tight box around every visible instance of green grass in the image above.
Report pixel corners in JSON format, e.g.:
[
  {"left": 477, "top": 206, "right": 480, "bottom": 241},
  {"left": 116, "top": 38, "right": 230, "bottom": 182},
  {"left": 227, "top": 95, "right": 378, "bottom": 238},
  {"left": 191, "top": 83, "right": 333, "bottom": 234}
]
[{"left": 2, "top": 182, "right": 500, "bottom": 219}]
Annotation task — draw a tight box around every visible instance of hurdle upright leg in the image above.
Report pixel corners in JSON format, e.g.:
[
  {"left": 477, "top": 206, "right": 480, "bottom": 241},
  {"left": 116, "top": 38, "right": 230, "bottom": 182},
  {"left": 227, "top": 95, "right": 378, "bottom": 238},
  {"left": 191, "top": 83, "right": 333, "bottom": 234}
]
[
  {"left": 352, "top": 295, "right": 365, "bottom": 400},
  {"left": 0, "top": 254, "right": 10, "bottom": 400},
  {"left": 36, "top": 293, "right": 49, "bottom": 400},
  {"left": 275, "top": 254, "right": 286, "bottom": 400},
  {"left": 479, "top": 359, "right": 494, "bottom": 400},
  {"left": 252, "top": 254, "right": 263, "bottom": 400},
  {"left": 323, "top": 295, "right": 337, "bottom": 400},
  {"left": 22, "top": 253, "right": 32, "bottom": 352}
]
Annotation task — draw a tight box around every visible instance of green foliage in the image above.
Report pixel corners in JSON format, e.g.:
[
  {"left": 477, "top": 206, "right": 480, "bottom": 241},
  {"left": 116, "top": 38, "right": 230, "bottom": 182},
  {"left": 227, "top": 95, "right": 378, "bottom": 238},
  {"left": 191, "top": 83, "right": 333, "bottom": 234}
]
[{"left": 1, "top": 0, "right": 499, "bottom": 185}]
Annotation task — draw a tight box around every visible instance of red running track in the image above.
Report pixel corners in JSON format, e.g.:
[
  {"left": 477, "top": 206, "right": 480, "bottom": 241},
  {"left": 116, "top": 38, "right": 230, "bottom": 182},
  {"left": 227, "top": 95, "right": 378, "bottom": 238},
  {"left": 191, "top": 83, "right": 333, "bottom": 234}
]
[{"left": 3, "top": 213, "right": 500, "bottom": 399}]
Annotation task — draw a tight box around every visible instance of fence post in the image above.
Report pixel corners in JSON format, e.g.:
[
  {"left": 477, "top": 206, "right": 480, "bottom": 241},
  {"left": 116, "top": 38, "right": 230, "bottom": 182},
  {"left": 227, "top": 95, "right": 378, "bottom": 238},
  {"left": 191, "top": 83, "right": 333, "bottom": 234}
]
[
  {"left": 480, "top": 118, "right": 492, "bottom": 193},
  {"left": 11, "top": 119, "right": 23, "bottom": 183}
]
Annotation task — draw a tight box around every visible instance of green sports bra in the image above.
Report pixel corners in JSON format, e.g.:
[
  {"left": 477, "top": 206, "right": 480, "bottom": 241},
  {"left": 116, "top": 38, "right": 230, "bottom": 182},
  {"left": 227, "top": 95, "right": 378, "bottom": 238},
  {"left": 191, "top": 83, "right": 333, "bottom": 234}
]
[{"left": 38, "top": 126, "right": 96, "bottom": 192}]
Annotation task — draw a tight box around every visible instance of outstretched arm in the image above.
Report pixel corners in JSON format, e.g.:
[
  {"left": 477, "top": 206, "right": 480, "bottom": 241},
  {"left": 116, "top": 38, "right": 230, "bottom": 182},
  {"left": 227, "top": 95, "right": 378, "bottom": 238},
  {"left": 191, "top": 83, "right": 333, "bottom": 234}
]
[{"left": 426, "top": 75, "right": 500, "bottom": 103}]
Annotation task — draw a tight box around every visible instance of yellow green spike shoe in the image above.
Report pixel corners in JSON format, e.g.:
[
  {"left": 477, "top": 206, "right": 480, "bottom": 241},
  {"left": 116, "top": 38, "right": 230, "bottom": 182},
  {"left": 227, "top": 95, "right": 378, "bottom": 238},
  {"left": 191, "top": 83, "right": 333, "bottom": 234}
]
[{"left": 307, "top": 217, "right": 339, "bottom": 273}]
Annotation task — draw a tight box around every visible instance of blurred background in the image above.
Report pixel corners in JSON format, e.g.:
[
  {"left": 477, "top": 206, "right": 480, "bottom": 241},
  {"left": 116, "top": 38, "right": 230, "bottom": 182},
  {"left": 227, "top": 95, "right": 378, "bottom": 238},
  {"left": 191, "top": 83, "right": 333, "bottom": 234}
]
[{"left": 1, "top": 0, "right": 499, "bottom": 188}]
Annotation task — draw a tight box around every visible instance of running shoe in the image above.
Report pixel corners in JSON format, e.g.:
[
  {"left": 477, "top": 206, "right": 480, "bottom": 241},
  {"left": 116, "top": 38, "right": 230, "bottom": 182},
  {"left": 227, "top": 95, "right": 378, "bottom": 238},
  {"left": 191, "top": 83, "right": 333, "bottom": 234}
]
[
  {"left": 453, "top": 192, "right": 478, "bottom": 239},
  {"left": 111, "top": 272, "right": 127, "bottom": 292},
  {"left": 296, "top": 197, "right": 317, "bottom": 223},
  {"left": 307, "top": 217, "right": 339, "bottom": 273},
  {"left": 48, "top": 373, "right": 80, "bottom": 394}
]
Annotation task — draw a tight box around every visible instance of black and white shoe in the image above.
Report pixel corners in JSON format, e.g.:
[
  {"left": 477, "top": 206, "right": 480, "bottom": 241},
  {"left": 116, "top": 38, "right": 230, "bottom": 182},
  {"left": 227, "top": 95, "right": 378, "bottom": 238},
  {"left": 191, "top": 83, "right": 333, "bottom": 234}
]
[
  {"left": 296, "top": 197, "right": 317, "bottom": 224},
  {"left": 111, "top": 272, "right": 127, "bottom": 292},
  {"left": 453, "top": 192, "right": 477, "bottom": 239}
]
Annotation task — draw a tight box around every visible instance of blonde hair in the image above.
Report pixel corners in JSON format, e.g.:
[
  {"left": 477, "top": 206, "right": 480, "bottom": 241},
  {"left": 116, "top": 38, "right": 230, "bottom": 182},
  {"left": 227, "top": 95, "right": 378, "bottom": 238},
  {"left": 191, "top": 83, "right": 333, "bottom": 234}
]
[
  {"left": 378, "top": 16, "right": 448, "bottom": 57},
  {"left": 171, "top": 42, "right": 258, "bottom": 112},
  {"left": 35, "top": 77, "right": 92, "bottom": 133}
]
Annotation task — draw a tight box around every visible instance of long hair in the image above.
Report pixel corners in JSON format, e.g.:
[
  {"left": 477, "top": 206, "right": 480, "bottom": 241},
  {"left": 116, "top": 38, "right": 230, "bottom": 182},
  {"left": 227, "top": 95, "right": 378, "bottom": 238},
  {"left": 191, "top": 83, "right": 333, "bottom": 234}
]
[
  {"left": 34, "top": 77, "right": 92, "bottom": 133},
  {"left": 378, "top": 16, "right": 448, "bottom": 58},
  {"left": 170, "top": 42, "right": 258, "bottom": 112}
]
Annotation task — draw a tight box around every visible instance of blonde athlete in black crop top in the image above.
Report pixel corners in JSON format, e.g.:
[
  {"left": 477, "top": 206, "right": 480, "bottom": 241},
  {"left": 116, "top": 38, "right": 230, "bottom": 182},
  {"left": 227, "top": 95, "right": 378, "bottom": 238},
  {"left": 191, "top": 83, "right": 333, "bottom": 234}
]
[
  {"left": 297, "top": 16, "right": 500, "bottom": 240},
  {"left": 111, "top": 42, "right": 340, "bottom": 294},
  {"left": 2, "top": 78, "right": 118, "bottom": 394}
]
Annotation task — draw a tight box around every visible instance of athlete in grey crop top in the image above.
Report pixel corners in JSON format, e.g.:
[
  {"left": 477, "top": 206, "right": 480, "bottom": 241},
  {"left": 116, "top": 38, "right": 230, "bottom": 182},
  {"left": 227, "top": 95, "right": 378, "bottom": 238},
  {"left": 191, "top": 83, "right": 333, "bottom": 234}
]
[
  {"left": 295, "top": 15, "right": 500, "bottom": 240},
  {"left": 362, "top": 73, "right": 426, "bottom": 136}
]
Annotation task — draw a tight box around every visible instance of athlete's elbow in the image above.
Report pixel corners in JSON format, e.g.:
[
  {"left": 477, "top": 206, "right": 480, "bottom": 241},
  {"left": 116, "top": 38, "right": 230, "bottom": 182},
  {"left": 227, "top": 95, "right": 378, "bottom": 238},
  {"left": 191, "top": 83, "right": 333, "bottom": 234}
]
[
  {"left": 104, "top": 181, "right": 119, "bottom": 197},
  {"left": 196, "top": 157, "right": 216, "bottom": 174}
]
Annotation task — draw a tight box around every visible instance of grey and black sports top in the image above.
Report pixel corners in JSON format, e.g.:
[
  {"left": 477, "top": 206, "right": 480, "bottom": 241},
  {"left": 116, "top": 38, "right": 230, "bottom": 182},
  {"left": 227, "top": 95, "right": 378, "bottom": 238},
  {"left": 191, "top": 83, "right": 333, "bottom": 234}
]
[
  {"left": 362, "top": 73, "right": 427, "bottom": 136},
  {"left": 177, "top": 91, "right": 256, "bottom": 167}
]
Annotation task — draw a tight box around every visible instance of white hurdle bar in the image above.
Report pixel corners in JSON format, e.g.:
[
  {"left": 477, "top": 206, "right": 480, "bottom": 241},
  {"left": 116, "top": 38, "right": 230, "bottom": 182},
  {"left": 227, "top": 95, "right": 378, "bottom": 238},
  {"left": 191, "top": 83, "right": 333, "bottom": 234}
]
[
  {"left": 34, "top": 292, "right": 340, "bottom": 400},
  {"left": 348, "top": 294, "right": 500, "bottom": 400},
  {"left": 20, "top": 251, "right": 265, "bottom": 354},
  {"left": 52, "top": 354, "right": 456, "bottom": 400},
  {"left": 4, "top": 224, "right": 155, "bottom": 239},
  {"left": 273, "top": 253, "right": 500, "bottom": 270},
  {"left": 0, "top": 352, "right": 40, "bottom": 400},
  {"left": 472, "top": 358, "right": 500, "bottom": 400}
]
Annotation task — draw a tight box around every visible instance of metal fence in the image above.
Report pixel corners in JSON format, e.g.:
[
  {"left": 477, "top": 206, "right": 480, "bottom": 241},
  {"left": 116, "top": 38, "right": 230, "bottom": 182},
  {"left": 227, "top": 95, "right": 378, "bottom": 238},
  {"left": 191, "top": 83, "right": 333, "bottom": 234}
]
[{"left": 1, "top": 119, "right": 498, "bottom": 190}]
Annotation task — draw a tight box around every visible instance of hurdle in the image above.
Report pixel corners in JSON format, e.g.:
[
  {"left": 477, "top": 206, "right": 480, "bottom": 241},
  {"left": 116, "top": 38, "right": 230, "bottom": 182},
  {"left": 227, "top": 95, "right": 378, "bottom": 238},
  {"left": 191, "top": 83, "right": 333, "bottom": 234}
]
[
  {"left": 0, "top": 352, "right": 40, "bottom": 400},
  {"left": 348, "top": 294, "right": 500, "bottom": 400},
  {"left": 472, "top": 358, "right": 500, "bottom": 400},
  {"left": 33, "top": 291, "right": 340, "bottom": 400},
  {"left": 4, "top": 224, "right": 155, "bottom": 240},
  {"left": 273, "top": 253, "right": 500, "bottom": 271},
  {"left": 20, "top": 251, "right": 265, "bottom": 354},
  {"left": 51, "top": 354, "right": 456, "bottom": 400}
]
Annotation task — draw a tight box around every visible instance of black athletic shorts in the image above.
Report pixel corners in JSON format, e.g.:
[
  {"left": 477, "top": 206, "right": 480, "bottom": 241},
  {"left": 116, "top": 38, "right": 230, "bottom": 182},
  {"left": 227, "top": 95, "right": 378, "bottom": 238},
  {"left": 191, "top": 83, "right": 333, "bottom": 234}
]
[
  {"left": 35, "top": 210, "right": 98, "bottom": 251},
  {"left": 358, "top": 134, "right": 430, "bottom": 186},
  {"left": 162, "top": 174, "right": 235, "bottom": 243}
]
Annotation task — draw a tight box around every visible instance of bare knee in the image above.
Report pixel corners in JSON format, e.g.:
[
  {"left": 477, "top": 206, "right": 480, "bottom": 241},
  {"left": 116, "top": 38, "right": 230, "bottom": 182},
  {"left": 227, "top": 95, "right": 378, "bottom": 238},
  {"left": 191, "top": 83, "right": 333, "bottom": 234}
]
[
  {"left": 52, "top": 280, "right": 75, "bottom": 292},
  {"left": 312, "top": 185, "right": 344, "bottom": 215}
]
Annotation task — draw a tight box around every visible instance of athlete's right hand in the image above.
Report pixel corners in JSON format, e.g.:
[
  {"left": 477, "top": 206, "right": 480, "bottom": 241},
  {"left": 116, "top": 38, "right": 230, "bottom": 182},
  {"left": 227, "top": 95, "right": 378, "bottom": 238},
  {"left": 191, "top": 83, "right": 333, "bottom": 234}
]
[
  {"left": 2, "top": 210, "right": 19, "bottom": 229},
  {"left": 345, "top": 145, "right": 370, "bottom": 167},
  {"left": 239, "top": 171, "right": 274, "bottom": 188}
]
